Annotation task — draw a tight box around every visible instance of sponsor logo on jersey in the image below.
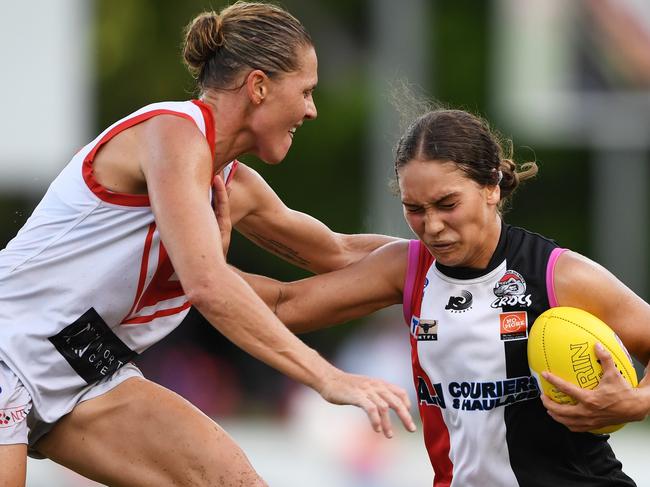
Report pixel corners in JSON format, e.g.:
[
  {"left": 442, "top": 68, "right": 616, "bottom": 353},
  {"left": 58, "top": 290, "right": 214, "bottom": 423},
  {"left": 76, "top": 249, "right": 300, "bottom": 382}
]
[
  {"left": 445, "top": 290, "right": 473, "bottom": 312},
  {"left": 499, "top": 311, "right": 528, "bottom": 340},
  {"left": 417, "top": 376, "right": 539, "bottom": 411},
  {"left": 49, "top": 308, "right": 136, "bottom": 384},
  {"left": 417, "top": 376, "right": 446, "bottom": 408},
  {"left": 0, "top": 404, "right": 31, "bottom": 428},
  {"left": 417, "top": 375, "right": 540, "bottom": 411},
  {"left": 423, "top": 277, "right": 429, "bottom": 289},
  {"left": 411, "top": 316, "right": 439, "bottom": 341},
  {"left": 491, "top": 270, "right": 532, "bottom": 308},
  {"left": 448, "top": 375, "right": 539, "bottom": 411}
]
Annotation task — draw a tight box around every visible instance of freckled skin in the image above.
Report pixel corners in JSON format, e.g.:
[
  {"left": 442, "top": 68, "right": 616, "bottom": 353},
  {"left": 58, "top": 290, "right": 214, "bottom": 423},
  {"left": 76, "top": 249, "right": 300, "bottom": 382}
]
[{"left": 34, "top": 378, "right": 269, "bottom": 486}]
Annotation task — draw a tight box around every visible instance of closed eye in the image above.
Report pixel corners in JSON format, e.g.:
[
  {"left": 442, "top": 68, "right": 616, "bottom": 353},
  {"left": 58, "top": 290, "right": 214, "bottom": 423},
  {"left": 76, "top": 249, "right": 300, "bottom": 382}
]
[
  {"left": 403, "top": 205, "right": 423, "bottom": 214},
  {"left": 438, "top": 202, "right": 457, "bottom": 210}
]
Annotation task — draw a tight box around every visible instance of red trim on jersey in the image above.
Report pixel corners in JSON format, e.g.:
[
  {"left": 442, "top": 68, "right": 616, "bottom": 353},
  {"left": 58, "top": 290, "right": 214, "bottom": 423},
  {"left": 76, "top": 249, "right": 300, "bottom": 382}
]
[
  {"left": 122, "top": 223, "right": 157, "bottom": 322},
  {"left": 407, "top": 241, "right": 453, "bottom": 487},
  {"left": 133, "top": 241, "right": 185, "bottom": 313},
  {"left": 191, "top": 99, "right": 217, "bottom": 173},
  {"left": 83, "top": 110, "right": 197, "bottom": 206},
  {"left": 225, "top": 160, "right": 239, "bottom": 185},
  {"left": 121, "top": 222, "right": 187, "bottom": 326},
  {"left": 122, "top": 301, "right": 191, "bottom": 325}
]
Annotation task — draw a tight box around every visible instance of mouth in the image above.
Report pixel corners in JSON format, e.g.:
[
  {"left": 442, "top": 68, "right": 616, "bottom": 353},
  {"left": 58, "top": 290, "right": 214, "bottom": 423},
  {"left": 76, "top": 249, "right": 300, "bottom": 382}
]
[
  {"left": 430, "top": 241, "right": 455, "bottom": 252},
  {"left": 288, "top": 124, "right": 301, "bottom": 139}
]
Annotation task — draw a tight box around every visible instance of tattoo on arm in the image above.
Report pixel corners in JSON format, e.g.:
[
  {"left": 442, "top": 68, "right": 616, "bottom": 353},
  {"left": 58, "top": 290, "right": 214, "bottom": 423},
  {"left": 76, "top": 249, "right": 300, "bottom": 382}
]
[{"left": 248, "top": 232, "right": 311, "bottom": 267}]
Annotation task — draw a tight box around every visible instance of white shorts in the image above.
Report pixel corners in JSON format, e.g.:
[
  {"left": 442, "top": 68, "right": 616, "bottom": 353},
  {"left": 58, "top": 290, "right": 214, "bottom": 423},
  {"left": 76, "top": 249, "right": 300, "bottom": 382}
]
[
  {"left": 0, "top": 360, "right": 143, "bottom": 457},
  {"left": 0, "top": 361, "right": 32, "bottom": 445}
]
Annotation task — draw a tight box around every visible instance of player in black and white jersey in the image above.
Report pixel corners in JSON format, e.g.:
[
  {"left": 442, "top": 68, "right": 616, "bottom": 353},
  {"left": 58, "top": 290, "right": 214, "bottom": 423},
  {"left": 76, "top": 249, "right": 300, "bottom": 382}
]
[
  {"left": 242, "top": 108, "right": 650, "bottom": 486},
  {"left": 0, "top": 4, "right": 416, "bottom": 486}
]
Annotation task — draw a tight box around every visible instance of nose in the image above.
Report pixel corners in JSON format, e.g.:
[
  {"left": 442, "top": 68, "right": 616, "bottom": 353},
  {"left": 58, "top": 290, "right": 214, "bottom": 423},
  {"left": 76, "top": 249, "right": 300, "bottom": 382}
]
[
  {"left": 305, "top": 95, "right": 317, "bottom": 120},
  {"left": 423, "top": 210, "right": 445, "bottom": 237}
]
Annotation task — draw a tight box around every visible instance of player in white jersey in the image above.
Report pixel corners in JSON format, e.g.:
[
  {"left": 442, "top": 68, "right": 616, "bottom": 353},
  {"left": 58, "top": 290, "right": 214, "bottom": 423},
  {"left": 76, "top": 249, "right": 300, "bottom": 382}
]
[
  {"left": 241, "top": 108, "right": 650, "bottom": 486},
  {"left": 0, "top": 4, "right": 416, "bottom": 486}
]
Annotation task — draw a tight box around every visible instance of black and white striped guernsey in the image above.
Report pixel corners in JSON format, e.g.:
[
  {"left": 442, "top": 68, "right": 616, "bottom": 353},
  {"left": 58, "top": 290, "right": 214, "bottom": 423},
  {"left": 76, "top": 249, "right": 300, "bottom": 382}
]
[{"left": 402, "top": 223, "right": 635, "bottom": 487}]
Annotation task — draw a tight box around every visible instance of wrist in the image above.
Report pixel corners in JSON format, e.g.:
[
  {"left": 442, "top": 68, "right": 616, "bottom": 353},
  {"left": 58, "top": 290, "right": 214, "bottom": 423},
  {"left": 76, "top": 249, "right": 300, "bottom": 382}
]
[
  {"left": 310, "top": 359, "right": 343, "bottom": 394},
  {"left": 632, "top": 380, "right": 650, "bottom": 421}
]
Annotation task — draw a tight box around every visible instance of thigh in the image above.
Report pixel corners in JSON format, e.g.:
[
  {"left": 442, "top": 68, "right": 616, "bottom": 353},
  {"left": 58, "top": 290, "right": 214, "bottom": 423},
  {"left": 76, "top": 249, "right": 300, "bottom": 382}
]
[
  {"left": 0, "top": 361, "right": 30, "bottom": 487},
  {"left": 34, "top": 377, "right": 266, "bottom": 487},
  {"left": 0, "top": 444, "right": 26, "bottom": 487}
]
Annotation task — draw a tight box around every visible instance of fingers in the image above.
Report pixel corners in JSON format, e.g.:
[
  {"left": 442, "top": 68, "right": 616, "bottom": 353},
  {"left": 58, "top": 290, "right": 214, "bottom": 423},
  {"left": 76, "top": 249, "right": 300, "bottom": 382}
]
[
  {"left": 359, "top": 383, "right": 416, "bottom": 439},
  {"left": 539, "top": 343, "right": 640, "bottom": 432},
  {"left": 379, "top": 384, "right": 416, "bottom": 431},
  {"left": 358, "top": 396, "right": 386, "bottom": 436},
  {"left": 212, "top": 175, "right": 231, "bottom": 224},
  {"left": 325, "top": 374, "right": 417, "bottom": 439},
  {"left": 212, "top": 175, "right": 232, "bottom": 257},
  {"left": 541, "top": 370, "right": 587, "bottom": 403},
  {"left": 594, "top": 342, "right": 620, "bottom": 380}
]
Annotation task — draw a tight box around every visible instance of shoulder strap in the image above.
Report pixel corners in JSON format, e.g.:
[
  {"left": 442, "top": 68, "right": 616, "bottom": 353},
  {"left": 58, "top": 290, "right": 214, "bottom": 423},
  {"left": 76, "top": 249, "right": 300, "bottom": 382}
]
[
  {"left": 546, "top": 247, "right": 567, "bottom": 307},
  {"left": 402, "top": 240, "right": 434, "bottom": 325}
]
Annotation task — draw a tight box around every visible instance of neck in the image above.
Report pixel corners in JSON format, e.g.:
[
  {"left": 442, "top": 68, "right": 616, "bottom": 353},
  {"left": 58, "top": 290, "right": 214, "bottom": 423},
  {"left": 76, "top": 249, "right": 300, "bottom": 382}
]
[
  {"left": 200, "top": 92, "right": 255, "bottom": 172},
  {"left": 470, "top": 215, "right": 503, "bottom": 269}
]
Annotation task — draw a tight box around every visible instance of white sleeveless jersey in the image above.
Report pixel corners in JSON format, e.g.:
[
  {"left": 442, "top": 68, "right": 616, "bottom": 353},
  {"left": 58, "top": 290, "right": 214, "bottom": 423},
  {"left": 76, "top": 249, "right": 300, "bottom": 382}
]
[
  {"left": 0, "top": 100, "right": 237, "bottom": 424},
  {"left": 402, "top": 225, "right": 635, "bottom": 487}
]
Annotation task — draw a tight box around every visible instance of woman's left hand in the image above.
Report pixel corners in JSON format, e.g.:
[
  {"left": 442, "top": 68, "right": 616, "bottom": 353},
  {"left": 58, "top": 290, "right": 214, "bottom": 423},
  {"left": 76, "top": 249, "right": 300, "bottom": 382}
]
[
  {"left": 540, "top": 343, "right": 649, "bottom": 432},
  {"left": 213, "top": 174, "right": 232, "bottom": 258}
]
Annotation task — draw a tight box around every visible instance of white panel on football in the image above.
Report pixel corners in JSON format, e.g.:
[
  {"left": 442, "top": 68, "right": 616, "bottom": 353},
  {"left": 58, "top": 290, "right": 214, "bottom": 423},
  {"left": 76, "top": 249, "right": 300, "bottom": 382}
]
[{"left": 0, "top": 0, "right": 94, "bottom": 194}]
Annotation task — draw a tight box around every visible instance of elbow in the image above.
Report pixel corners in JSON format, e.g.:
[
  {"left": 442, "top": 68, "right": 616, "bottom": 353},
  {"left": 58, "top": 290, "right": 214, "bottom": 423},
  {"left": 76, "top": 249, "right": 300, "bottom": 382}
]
[
  {"left": 274, "top": 285, "right": 300, "bottom": 330},
  {"left": 184, "top": 283, "right": 213, "bottom": 310},
  {"left": 183, "top": 273, "right": 227, "bottom": 311},
  {"left": 322, "top": 234, "right": 354, "bottom": 272}
]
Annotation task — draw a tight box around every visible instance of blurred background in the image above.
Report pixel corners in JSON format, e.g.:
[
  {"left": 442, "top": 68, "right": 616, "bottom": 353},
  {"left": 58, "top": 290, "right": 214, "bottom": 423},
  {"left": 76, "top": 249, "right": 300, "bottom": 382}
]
[{"left": 1, "top": 0, "right": 649, "bottom": 485}]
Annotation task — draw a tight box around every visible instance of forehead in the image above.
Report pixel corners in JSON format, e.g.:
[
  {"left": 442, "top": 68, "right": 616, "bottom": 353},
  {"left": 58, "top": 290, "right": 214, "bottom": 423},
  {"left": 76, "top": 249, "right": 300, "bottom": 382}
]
[
  {"left": 398, "top": 159, "right": 474, "bottom": 201},
  {"left": 280, "top": 45, "right": 318, "bottom": 85}
]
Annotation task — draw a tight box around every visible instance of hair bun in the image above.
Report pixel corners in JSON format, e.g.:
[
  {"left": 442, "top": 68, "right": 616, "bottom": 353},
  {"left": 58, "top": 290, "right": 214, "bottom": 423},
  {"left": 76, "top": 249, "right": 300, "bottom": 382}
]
[{"left": 183, "top": 12, "right": 225, "bottom": 76}]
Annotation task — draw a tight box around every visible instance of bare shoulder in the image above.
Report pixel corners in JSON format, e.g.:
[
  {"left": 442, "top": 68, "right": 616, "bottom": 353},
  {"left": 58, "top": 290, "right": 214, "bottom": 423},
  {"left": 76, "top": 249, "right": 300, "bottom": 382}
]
[
  {"left": 554, "top": 250, "right": 607, "bottom": 283},
  {"left": 136, "top": 114, "right": 209, "bottom": 161},
  {"left": 554, "top": 251, "right": 615, "bottom": 303},
  {"left": 554, "top": 251, "right": 650, "bottom": 363}
]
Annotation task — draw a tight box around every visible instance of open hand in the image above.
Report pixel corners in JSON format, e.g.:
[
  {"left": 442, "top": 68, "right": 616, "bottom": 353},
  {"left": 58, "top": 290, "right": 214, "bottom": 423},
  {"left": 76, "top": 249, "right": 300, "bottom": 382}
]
[
  {"left": 318, "top": 371, "right": 416, "bottom": 438},
  {"left": 540, "top": 343, "right": 648, "bottom": 432}
]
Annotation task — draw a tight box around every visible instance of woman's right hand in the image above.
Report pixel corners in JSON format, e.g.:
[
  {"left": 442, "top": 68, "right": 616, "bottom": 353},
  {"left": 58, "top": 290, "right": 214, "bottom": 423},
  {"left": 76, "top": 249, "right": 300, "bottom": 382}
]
[
  {"left": 317, "top": 370, "right": 417, "bottom": 438},
  {"left": 212, "top": 174, "right": 232, "bottom": 259}
]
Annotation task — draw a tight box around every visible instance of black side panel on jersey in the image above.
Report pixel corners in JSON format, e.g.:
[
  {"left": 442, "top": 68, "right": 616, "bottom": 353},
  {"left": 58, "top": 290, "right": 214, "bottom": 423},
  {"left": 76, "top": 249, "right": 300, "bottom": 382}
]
[
  {"left": 49, "top": 307, "right": 137, "bottom": 385},
  {"left": 500, "top": 226, "right": 636, "bottom": 487}
]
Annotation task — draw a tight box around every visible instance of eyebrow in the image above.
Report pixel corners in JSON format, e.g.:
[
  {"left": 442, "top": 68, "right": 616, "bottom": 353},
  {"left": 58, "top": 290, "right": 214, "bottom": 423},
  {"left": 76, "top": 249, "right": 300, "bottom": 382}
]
[{"left": 402, "top": 191, "right": 459, "bottom": 206}]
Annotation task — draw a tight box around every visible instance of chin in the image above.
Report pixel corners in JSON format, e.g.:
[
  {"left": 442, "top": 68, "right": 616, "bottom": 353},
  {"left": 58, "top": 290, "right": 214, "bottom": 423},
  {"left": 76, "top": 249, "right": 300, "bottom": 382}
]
[
  {"left": 429, "top": 249, "right": 462, "bottom": 267},
  {"left": 258, "top": 150, "right": 287, "bottom": 165},
  {"left": 259, "top": 142, "right": 291, "bottom": 165}
]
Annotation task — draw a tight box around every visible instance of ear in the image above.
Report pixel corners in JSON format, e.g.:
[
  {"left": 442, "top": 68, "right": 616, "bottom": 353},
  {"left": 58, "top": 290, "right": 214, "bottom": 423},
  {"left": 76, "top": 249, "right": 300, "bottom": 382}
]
[
  {"left": 485, "top": 183, "right": 501, "bottom": 206},
  {"left": 245, "top": 69, "right": 269, "bottom": 105}
]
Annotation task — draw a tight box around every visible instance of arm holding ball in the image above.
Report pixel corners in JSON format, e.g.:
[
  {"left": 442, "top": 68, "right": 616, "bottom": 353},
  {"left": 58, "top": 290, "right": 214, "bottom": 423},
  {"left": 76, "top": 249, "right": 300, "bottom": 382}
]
[{"left": 541, "top": 250, "right": 650, "bottom": 432}]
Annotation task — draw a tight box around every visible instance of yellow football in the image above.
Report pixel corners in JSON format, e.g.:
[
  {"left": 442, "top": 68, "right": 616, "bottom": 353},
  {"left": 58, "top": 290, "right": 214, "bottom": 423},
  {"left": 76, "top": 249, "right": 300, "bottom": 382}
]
[{"left": 528, "top": 306, "right": 638, "bottom": 434}]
